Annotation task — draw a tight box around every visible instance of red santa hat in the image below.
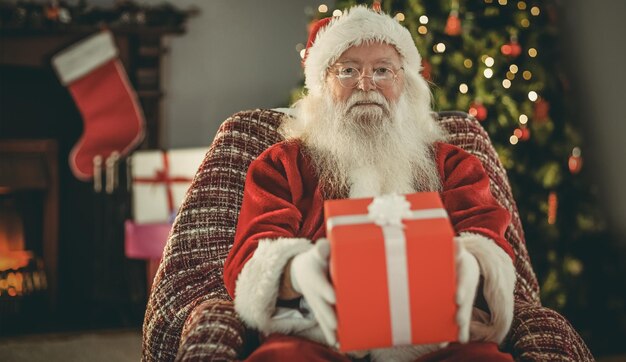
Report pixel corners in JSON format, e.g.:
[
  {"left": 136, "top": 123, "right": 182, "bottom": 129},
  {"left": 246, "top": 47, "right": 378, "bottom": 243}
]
[{"left": 303, "top": 6, "right": 424, "bottom": 95}]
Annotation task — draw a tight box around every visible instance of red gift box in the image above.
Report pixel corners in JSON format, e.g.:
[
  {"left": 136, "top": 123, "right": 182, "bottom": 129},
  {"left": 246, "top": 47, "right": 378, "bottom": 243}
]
[{"left": 324, "top": 192, "right": 458, "bottom": 352}]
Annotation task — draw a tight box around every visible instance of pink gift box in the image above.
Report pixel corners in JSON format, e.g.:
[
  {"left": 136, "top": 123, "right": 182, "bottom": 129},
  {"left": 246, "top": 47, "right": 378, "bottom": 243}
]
[{"left": 124, "top": 220, "right": 171, "bottom": 260}]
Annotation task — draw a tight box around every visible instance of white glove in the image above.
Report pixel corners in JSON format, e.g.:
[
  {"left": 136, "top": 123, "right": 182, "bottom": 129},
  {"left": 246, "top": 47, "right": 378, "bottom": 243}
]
[
  {"left": 290, "top": 238, "right": 337, "bottom": 346},
  {"left": 455, "top": 241, "right": 480, "bottom": 343}
]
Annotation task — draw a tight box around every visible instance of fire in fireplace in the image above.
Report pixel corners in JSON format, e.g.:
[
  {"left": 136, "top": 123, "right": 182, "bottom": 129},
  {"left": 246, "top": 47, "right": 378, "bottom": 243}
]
[
  {"left": 0, "top": 194, "right": 48, "bottom": 308},
  {"left": 0, "top": 140, "right": 58, "bottom": 325}
]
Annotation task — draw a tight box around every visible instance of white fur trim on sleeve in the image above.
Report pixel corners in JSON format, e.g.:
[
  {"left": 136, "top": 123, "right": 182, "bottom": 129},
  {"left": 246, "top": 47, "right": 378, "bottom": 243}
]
[
  {"left": 233, "top": 237, "right": 318, "bottom": 335},
  {"left": 52, "top": 30, "right": 118, "bottom": 85},
  {"left": 456, "top": 232, "right": 516, "bottom": 344}
]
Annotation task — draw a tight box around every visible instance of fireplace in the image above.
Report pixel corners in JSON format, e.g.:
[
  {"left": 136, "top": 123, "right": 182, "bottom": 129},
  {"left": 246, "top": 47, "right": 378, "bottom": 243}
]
[
  {"left": 0, "top": 140, "right": 58, "bottom": 331},
  {"left": 0, "top": 20, "right": 188, "bottom": 334}
]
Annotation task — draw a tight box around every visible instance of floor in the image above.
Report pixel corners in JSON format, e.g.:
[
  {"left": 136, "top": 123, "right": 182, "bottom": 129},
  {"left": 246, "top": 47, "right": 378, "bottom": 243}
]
[{"left": 0, "top": 329, "right": 141, "bottom": 362}]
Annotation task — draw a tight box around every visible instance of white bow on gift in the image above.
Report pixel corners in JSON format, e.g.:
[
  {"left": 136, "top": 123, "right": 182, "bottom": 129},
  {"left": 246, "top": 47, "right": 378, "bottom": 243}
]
[{"left": 367, "top": 193, "right": 413, "bottom": 228}]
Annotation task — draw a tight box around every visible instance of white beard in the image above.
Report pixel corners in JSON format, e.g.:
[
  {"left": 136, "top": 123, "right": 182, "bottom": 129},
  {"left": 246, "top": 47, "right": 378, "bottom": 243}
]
[{"left": 280, "top": 79, "right": 446, "bottom": 199}]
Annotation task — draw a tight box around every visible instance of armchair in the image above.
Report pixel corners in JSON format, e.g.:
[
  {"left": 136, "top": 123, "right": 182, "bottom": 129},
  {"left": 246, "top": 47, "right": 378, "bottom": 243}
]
[{"left": 142, "top": 109, "right": 593, "bottom": 361}]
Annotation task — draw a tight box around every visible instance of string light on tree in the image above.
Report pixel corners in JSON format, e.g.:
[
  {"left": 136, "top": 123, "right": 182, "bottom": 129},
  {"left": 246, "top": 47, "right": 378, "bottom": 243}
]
[
  {"left": 434, "top": 42, "right": 446, "bottom": 53},
  {"left": 419, "top": 15, "right": 429, "bottom": 24},
  {"left": 459, "top": 83, "right": 469, "bottom": 94},
  {"left": 517, "top": 1, "right": 527, "bottom": 10},
  {"left": 510, "top": 135, "right": 519, "bottom": 145},
  {"left": 395, "top": 12, "right": 406, "bottom": 21},
  {"left": 464, "top": 58, "right": 473, "bottom": 68},
  {"left": 418, "top": 25, "right": 428, "bottom": 34},
  {"left": 333, "top": 9, "right": 343, "bottom": 16},
  {"left": 523, "top": 70, "right": 533, "bottom": 80},
  {"left": 484, "top": 56, "right": 495, "bottom": 67},
  {"left": 530, "top": 6, "right": 540, "bottom": 16},
  {"left": 318, "top": 4, "right": 328, "bottom": 13},
  {"left": 519, "top": 114, "right": 529, "bottom": 124},
  {"left": 521, "top": 18, "right": 530, "bottom": 27},
  {"left": 484, "top": 68, "right": 494, "bottom": 78},
  {"left": 502, "top": 79, "right": 512, "bottom": 88},
  {"left": 528, "top": 48, "right": 538, "bottom": 57},
  {"left": 296, "top": 42, "right": 306, "bottom": 59},
  {"left": 528, "top": 91, "right": 538, "bottom": 101}
]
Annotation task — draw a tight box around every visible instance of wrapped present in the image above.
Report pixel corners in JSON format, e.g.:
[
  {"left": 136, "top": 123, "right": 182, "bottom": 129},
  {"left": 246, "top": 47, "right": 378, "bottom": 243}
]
[
  {"left": 324, "top": 192, "right": 458, "bottom": 352},
  {"left": 125, "top": 148, "right": 205, "bottom": 263},
  {"left": 124, "top": 220, "right": 172, "bottom": 260},
  {"left": 130, "top": 148, "right": 205, "bottom": 224}
]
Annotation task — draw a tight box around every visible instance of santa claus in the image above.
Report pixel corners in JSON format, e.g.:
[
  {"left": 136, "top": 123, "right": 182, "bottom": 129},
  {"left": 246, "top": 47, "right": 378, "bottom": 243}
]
[{"left": 223, "top": 6, "right": 516, "bottom": 361}]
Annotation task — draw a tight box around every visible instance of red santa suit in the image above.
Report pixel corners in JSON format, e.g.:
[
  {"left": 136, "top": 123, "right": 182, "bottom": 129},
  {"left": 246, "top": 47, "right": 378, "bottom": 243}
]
[{"left": 223, "top": 139, "right": 516, "bottom": 361}]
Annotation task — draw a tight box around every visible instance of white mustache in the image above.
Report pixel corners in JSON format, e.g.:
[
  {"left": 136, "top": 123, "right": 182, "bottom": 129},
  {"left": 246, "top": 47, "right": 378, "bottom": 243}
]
[{"left": 345, "top": 91, "right": 390, "bottom": 112}]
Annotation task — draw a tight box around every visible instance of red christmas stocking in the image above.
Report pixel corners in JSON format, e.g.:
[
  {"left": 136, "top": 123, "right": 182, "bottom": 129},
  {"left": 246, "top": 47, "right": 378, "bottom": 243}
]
[{"left": 52, "top": 30, "right": 145, "bottom": 181}]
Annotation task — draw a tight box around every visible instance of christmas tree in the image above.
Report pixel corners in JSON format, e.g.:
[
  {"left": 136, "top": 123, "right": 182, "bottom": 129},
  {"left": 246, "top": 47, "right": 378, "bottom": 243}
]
[{"left": 299, "top": 0, "right": 625, "bottom": 356}]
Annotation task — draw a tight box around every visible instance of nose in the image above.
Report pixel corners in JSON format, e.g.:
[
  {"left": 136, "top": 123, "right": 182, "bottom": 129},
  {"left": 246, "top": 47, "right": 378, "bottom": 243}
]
[{"left": 356, "top": 73, "right": 376, "bottom": 91}]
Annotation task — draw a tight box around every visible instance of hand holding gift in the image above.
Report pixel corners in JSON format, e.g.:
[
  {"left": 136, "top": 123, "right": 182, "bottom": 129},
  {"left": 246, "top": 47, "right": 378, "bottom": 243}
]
[
  {"left": 290, "top": 238, "right": 337, "bottom": 346},
  {"left": 455, "top": 241, "right": 480, "bottom": 343}
]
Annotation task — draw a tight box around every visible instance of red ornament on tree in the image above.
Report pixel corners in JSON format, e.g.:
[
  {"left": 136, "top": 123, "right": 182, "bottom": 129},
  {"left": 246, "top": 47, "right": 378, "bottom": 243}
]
[
  {"left": 372, "top": 0, "right": 382, "bottom": 12},
  {"left": 568, "top": 147, "right": 583, "bottom": 174},
  {"left": 514, "top": 127, "right": 531, "bottom": 141},
  {"left": 501, "top": 35, "right": 522, "bottom": 58},
  {"left": 548, "top": 192, "right": 558, "bottom": 225},
  {"left": 421, "top": 59, "right": 432, "bottom": 82},
  {"left": 534, "top": 98, "right": 550, "bottom": 122},
  {"left": 520, "top": 127, "right": 531, "bottom": 141},
  {"left": 469, "top": 102, "right": 488, "bottom": 121},
  {"left": 445, "top": 11, "right": 462, "bottom": 36},
  {"left": 501, "top": 42, "right": 522, "bottom": 57}
]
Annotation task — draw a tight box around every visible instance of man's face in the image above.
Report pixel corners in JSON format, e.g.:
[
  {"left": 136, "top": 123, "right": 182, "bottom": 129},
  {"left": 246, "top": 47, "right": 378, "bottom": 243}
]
[{"left": 326, "top": 42, "right": 405, "bottom": 105}]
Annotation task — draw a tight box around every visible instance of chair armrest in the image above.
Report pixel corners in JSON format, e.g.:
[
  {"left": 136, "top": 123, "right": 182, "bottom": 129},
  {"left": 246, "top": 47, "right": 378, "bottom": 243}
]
[
  {"left": 176, "top": 298, "right": 250, "bottom": 361},
  {"left": 508, "top": 302, "right": 594, "bottom": 361}
]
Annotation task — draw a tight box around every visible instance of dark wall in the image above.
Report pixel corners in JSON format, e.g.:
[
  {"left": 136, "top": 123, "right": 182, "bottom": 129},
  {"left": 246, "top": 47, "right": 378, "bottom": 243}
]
[{"left": 562, "top": 1, "right": 626, "bottom": 244}]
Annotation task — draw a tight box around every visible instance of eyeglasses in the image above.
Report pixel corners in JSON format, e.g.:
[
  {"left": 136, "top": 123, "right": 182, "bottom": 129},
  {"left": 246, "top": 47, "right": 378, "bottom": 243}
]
[{"left": 332, "top": 66, "right": 404, "bottom": 89}]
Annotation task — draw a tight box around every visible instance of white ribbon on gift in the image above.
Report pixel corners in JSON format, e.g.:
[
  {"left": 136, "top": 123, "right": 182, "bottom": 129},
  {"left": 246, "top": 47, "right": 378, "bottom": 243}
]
[{"left": 327, "top": 194, "right": 449, "bottom": 346}]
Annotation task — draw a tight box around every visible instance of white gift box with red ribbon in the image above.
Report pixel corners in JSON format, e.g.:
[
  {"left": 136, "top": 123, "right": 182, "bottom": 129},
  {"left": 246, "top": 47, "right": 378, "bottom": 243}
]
[
  {"left": 125, "top": 148, "right": 205, "bottom": 260},
  {"left": 130, "top": 148, "right": 205, "bottom": 223}
]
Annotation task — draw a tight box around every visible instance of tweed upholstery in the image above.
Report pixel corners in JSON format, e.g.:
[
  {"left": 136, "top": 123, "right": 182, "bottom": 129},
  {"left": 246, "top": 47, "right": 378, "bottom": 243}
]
[{"left": 142, "top": 109, "right": 593, "bottom": 361}]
